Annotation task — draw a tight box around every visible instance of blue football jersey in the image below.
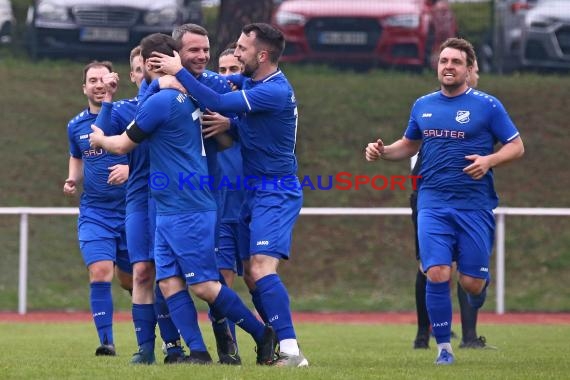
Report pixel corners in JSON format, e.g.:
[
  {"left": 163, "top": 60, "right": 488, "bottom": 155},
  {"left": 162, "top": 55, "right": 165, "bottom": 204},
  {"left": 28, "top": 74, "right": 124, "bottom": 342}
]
[
  {"left": 175, "top": 69, "right": 299, "bottom": 178},
  {"left": 134, "top": 89, "right": 215, "bottom": 215},
  {"left": 197, "top": 70, "right": 232, "bottom": 194},
  {"left": 67, "top": 109, "right": 127, "bottom": 211},
  {"left": 404, "top": 88, "right": 520, "bottom": 210},
  {"left": 109, "top": 98, "right": 150, "bottom": 215},
  {"left": 218, "top": 141, "right": 244, "bottom": 223}
]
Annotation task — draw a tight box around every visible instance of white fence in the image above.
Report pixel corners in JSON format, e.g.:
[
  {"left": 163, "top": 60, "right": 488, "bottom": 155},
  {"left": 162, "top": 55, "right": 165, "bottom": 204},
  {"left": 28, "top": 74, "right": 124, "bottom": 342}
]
[{"left": 1, "top": 207, "right": 569, "bottom": 315}]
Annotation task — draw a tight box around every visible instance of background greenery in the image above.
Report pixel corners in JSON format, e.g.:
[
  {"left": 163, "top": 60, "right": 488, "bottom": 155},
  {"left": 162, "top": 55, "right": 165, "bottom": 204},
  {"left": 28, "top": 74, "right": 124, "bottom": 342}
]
[{"left": 0, "top": 1, "right": 568, "bottom": 313}]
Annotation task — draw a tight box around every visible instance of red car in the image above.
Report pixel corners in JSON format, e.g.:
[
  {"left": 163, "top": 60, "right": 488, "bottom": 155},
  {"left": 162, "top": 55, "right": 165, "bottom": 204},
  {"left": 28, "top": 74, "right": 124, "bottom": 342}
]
[{"left": 272, "top": 0, "right": 457, "bottom": 68}]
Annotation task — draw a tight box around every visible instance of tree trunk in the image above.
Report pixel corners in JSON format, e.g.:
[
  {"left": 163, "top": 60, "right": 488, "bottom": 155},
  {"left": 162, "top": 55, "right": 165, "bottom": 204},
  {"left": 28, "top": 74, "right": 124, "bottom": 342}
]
[{"left": 214, "top": 0, "right": 275, "bottom": 62}]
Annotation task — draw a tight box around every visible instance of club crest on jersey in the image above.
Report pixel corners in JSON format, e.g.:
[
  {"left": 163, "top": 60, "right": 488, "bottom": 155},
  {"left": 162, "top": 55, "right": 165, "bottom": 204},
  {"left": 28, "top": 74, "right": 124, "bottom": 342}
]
[{"left": 456, "top": 110, "right": 470, "bottom": 124}]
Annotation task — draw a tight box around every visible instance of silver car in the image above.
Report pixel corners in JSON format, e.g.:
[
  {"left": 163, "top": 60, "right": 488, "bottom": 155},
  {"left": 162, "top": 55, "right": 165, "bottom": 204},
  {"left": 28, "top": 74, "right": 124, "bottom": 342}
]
[
  {"left": 520, "top": 0, "right": 570, "bottom": 69},
  {"left": 25, "top": 0, "right": 203, "bottom": 60},
  {"left": 491, "top": 0, "right": 537, "bottom": 72},
  {"left": 0, "top": 0, "right": 14, "bottom": 44}
]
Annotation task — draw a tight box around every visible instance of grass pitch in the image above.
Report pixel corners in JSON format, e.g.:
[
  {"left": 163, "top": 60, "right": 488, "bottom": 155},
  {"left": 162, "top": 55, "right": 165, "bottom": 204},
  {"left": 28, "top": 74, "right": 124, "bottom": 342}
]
[{"left": 1, "top": 322, "right": 569, "bottom": 379}]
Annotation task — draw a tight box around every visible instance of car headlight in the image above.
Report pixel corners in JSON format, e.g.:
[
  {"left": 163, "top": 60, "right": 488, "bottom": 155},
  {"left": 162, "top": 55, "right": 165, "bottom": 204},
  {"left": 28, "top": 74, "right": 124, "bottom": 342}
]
[
  {"left": 144, "top": 8, "right": 178, "bottom": 25},
  {"left": 384, "top": 14, "right": 420, "bottom": 29},
  {"left": 275, "top": 11, "right": 306, "bottom": 27},
  {"left": 36, "top": 1, "right": 69, "bottom": 22}
]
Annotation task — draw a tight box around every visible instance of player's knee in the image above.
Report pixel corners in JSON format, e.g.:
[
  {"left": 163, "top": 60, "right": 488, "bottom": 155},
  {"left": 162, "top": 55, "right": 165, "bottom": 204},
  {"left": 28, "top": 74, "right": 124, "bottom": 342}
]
[
  {"left": 426, "top": 265, "right": 451, "bottom": 283},
  {"left": 133, "top": 271, "right": 153, "bottom": 290},
  {"left": 459, "top": 276, "right": 486, "bottom": 295},
  {"left": 190, "top": 281, "right": 221, "bottom": 303},
  {"left": 158, "top": 277, "right": 185, "bottom": 299},
  {"left": 88, "top": 261, "right": 114, "bottom": 282},
  {"left": 133, "top": 263, "right": 155, "bottom": 289}
]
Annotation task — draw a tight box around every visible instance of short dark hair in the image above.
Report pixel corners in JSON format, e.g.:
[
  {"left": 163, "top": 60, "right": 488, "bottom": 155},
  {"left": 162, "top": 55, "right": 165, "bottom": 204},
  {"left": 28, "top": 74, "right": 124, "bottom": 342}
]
[
  {"left": 242, "top": 23, "right": 285, "bottom": 63},
  {"left": 139, "top": 33, "right": 180, "bottom": 60},
  {"left": 82, "top": 61, "right": 112, "bottom": 84},
  {"left": 439, "top": 37, "right": 477, "bottom": 67},
  {"left": 172, "top": 23, "right": 208, "bottom": 42}
]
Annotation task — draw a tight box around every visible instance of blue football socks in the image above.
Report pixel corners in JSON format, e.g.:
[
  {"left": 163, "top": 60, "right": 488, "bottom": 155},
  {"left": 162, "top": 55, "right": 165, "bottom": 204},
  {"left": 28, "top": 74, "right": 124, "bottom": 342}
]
[
  {"left": 251, "top": 288, "right": 268, "bottom": 323},
  {"left": 210, "top": 285, "right": 265, "bottom": 342},
  {"left": 90, "top": 281, "right": 114, "bottom": 345},
  {"left": 165, "top": 290, "right": 207, "bottom": 352},
  {"left": 255, "top": 274, "right": 296, "bottom": 341},
  {"left": 132, "top": 303, "right": 156, "bottom": 349},
  {"left": 426, "top": 280, "right": 453, "bottom": 344},
  {"left": 154, "top": 286, "right": 183, "bottom": 355}
]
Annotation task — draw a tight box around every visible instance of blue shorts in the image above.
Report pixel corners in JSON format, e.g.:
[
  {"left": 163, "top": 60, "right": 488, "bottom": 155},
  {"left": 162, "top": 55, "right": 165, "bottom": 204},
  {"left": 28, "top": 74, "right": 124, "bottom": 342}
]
[
  {"left": 238, "top": 180, "right": 303, "bottom": 260},
  {"left": 79, "top": 239, "right": 130, "bottom": 274},
  {"left": 154, "top": 211, "right": 219, "bottom": 285},
  {"left": 125, "top": 198, "right": 156, "bottom": 264},
  {"left": 217, "top": 222, "right": 243, "bottom": 275},
  {"left": 418, "top": 208, "right": 495, "bottom": 279},
  {"left": 78, "top": 206, "right": 131, "bottom": 273}
]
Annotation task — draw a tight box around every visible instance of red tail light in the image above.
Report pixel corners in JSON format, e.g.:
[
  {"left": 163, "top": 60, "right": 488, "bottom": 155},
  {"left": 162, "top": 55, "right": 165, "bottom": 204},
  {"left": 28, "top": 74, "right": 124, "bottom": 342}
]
[{"left": 511, "top": 2, "right": 532, "bottom": 14}]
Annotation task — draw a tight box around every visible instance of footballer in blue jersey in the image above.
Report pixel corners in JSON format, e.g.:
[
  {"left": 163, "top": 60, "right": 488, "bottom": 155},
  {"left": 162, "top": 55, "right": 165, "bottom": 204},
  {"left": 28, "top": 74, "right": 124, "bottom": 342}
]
[
  {"left": 214, "top": 48, "right": 246, "bottom": 287},
  {"left": 89, "top": 33, "right": 277, "bottom": 366},
  {"left": 365, "top": 38, "right": 524, "bottom": 365},
  {"left": 91, "top": 48, "right": 185, "bottom": 365},
  {"left": 170, "top": 24, "right": 245, "bottom": 365},
  {"left": 64, "top": 61, "right": 131, "bottom": 357},
  {"left": 217, "top": 141, "right": 244, "bottom": 274},
  {"left": 149, "top": 23, "right": 308, "bottom": 367}
]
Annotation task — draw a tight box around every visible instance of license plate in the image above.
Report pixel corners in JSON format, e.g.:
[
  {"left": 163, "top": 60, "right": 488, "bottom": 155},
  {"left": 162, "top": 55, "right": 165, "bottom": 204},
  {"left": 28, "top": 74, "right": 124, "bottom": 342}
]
[
  {"left": 80, "top": 27, "right": 129, "bottom": 43},
  {"left": 319, "top": 31, "right": 368, "bottom": 45}
]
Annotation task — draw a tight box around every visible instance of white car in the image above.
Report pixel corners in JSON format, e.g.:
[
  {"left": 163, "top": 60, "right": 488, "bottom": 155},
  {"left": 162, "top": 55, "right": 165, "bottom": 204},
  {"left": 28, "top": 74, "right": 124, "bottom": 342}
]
[
  {"left": 0, "top": 0, "right": 14, "bottom": 44},
  {"left": 491, "top": 0, "right": 537, "bottom": 72},
  {"left": 520, "top": 0, "right": 570, "bottom": 69},
  {"left": 25, "top": 0, "right": 203, "bottom": 60}
]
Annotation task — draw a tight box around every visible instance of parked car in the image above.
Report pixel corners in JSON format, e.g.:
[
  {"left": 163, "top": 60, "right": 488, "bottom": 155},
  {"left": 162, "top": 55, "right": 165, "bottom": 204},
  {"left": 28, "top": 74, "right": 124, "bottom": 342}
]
[
  {"left": 520, "top": 0, "right": 570, "bottom": 69},
  {"left": 271, "top": 0, "right": 457, "bottom": 68},
  {"left": 25, "top": 0, "right": 203, "bottom": 60},
  {"left": 490, "top": 0, "right": 537, "bottom": 72},
  {"left": 0, "top": 0, "right": 14, "bottom": 44}
]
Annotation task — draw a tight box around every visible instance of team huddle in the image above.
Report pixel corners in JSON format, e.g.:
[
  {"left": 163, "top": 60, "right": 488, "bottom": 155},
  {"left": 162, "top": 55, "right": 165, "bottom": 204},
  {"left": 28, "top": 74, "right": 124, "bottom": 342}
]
[
  {"left": 64, "top": 20, "right": 524, "bottom": 367},
  {"left": 65, "top": 23, "right": 307, "bottom": 367}
]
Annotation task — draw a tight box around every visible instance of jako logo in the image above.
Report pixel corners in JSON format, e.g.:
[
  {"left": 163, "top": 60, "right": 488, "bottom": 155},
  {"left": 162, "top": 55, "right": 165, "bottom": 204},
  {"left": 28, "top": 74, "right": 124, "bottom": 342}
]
[
  {"left": 256, "top": 240, "right": 269, "bottom": 246},
  {"left": 269, "top": 315, "right": 279, "bottom": 323},
  {"left": 480, "top": 267, "right": 489, "bottom": 272},
  {"left": 433, "top": 321, "right": 449, "bottom": 327},
  {"left": 93, "top": 311, "right": 106, "bottom": 317},
  {"left": 185, "top": 272, "right": 195, "bottom": 278}
]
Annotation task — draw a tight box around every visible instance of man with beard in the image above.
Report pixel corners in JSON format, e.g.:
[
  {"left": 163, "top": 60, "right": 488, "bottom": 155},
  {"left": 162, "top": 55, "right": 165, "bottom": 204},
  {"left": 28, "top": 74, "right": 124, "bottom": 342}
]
[
  {"left": 411, "top": 57, "right": 495, "bottom": 351},
  {"left": 365, "top": 37, "right": 524, "bottom": 365},
  {"left": 149, "top": 23, "right": 308, "bottom": 367},
  {"left": 89, "top": 32, "right": 277, "bottom": 366}
]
